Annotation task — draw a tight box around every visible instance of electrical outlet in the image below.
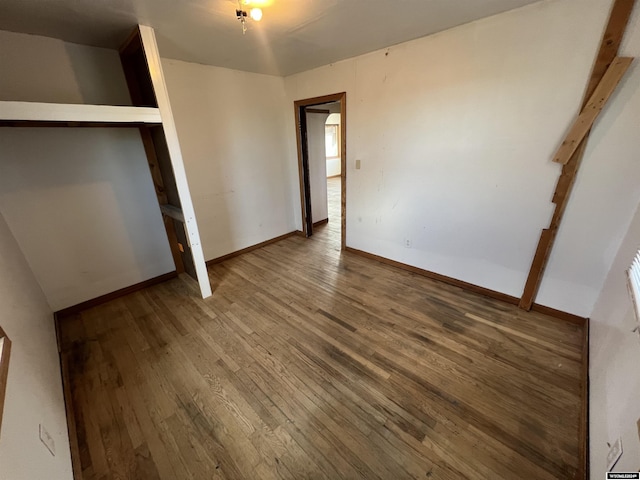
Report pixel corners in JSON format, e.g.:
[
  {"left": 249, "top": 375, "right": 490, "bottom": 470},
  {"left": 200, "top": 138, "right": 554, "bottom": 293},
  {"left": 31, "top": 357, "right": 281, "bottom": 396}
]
[
  {"left": 39, "top": 424, "right": 55, "bottom": 457},
  {"left": 404, "top": 238, "right": 412, "bottom": 248},
  {"left": 606, "top": 437, "right": 623, "bottom": 471}
]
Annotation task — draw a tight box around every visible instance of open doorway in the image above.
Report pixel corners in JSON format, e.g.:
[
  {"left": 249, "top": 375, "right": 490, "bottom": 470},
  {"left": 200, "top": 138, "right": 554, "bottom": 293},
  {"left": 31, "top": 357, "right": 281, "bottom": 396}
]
[{"left": 294, "top": 92, "right": 346, "bottom": 250}]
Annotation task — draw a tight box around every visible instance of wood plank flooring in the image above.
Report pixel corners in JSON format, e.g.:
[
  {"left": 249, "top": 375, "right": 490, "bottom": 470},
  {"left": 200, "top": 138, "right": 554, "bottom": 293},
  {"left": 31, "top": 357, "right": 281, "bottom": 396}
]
[{"left": 59, "top": 177, "right": 584, "bottom": 479}]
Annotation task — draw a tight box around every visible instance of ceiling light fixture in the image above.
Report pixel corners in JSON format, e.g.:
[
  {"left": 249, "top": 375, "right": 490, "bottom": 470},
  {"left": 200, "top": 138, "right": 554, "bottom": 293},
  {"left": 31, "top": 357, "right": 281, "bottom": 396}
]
[
  {"left": 236, "top": 1, "right": 262, "bottom": 34},
  {"left": 250, "top": 8, "right": 263, "bottom": 21}
]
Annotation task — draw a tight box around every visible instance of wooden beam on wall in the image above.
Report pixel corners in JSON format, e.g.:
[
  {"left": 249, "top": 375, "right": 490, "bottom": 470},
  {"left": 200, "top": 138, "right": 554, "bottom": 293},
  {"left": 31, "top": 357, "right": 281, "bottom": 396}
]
[
  {"left": 553, "top": 57, "right": 632, "bottom": 165},
  {"left": 519, "top": 0, "right": 637, "bottom": 311}
]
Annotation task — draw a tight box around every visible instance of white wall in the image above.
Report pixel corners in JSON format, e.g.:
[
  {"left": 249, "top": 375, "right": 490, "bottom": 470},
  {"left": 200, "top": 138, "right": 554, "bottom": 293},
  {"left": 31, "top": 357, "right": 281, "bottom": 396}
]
[
  {"left": 326, "top": 113, "right": 342, "bottom": 178},
  {"left": 587, "top": 9, "right": 640, "bottom": 470},
  {"left": 0, "top": 30, "right": 132, "bottom": 105},
  {"left": 161, "top": 58, "right": 296, "bottom": 260},
  {"left": 589, "top": 201, "right": 640, "bottom": 478},
  {"left": 284, "top": 0, "right": 640, "bottom": 317},
  {"left": 0, "top": 30, "right": 175, "bottom": 311},
  {"left": 588, "top": 10, "right": 640, "bottom": 456},
  {"left": 307, "top": 111, "right": 329, "bottom": 223},
  {"left": 0, "top": 211, "right": 73, "bottom": 480}
]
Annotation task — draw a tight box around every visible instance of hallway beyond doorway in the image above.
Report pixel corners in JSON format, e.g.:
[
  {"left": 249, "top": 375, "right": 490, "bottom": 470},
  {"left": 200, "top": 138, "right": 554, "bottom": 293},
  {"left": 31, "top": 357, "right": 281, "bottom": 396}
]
[{"left": 312, "top": 175, "right": 341, "bottom": 250}]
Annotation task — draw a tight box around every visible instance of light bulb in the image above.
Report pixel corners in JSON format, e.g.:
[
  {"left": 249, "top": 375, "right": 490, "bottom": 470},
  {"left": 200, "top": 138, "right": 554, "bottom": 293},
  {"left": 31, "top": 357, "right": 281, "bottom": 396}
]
[{"left": 250, "top": 7, "right": 262, "bottom": 21}]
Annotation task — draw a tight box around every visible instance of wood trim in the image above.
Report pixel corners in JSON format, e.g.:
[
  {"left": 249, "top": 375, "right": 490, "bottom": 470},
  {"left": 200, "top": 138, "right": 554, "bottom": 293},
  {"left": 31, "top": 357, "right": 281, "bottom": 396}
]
[
  {"left": 0, "top": 101, "right": 161, "bottom": 125},
  {"left": 137, "top": 25, "right": 212, "bottom": 298},
  {"left": 0, "top": 120, "right": 160, "bottom": 128},
  {"left": 340, "top": 95, "right": 347, "bottom": 251},
  {"left": 55, "top": 271, "right": 178, "bottom": 319},
  {"left": 61, "top": 353, "right": 82, "bottom": 479},
  {"left": 295, "top": 93, "right": 345, "bottom": 106},
  {"left": 206, "top": 231, "right": 298, "bottom": 266},
  {"left": 313, "top": 218, "right": 329, "bottom": 228},
  {"left": 552, "top": 57, "right": 632, "bottom": 165},
  {"left": 298, "top": 104, "right": 313, "bottom": 236},
  {"left": 345, "top": 247, "right": 520, "bottom": 305},
  {"left": 530, "top": 303, "right": 588, "bottom": 327},
  {"left": 293, "top": 92, "right": 347, "bottom": 250},
  {"left": 54, "top": 313, "right": 83, "bottom": 480},
  {"left": 0, "top": 327, "right": 11, "bottom": 438},
  {"left": 119, "top": 25, "right": 142, "bottom": 55},
  {"left": 585, "top": 0, "right": 637, "bottom": 101},
  {"left": 294, "top": 105, "right": 306, "bottom": 237},
  {"left": 578, "top": 318, "right": 590, "bottom": 480},
  {"left": 520, "top": 228, "right": 555, "bottom": 310},
  {"left": 119, "top": 25, "right": 211, "bottom": 297},
  {"left": 519, "top": 0, "right": 637, "bottom": 310}
]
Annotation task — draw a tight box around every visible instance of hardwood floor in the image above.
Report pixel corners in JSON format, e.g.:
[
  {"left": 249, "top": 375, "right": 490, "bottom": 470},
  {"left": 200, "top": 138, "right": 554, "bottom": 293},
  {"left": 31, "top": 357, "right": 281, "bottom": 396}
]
[{"left": 59, "top": 176, "right": 584, "bottom": 479}]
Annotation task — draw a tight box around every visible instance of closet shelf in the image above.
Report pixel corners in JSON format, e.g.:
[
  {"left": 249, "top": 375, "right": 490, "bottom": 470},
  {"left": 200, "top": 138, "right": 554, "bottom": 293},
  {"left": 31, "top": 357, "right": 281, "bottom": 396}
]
[
  {"left": 0, "top": 24, "right": 212, "bottom": 301},
  {"left": 0, "top": 101, "right": 162, "bottom": 127}
]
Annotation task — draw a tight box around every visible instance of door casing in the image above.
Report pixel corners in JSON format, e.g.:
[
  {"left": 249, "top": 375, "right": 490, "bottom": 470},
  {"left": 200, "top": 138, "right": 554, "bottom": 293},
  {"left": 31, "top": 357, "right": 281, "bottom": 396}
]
[{"left": 294, "top": 92, "right": 347, "bottom": 249}]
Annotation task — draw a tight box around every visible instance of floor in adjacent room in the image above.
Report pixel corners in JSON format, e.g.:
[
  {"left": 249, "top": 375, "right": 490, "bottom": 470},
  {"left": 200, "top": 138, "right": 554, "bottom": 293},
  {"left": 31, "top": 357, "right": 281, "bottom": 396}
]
[{"left": 58, "top": 176, "right": 584, "bottom": 479}]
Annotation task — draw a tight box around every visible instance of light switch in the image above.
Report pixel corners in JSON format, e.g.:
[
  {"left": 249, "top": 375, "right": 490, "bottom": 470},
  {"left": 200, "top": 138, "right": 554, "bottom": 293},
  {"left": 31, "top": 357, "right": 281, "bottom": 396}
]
[{"left": 355, "top": 159, "right": 361, "bottom": 170}]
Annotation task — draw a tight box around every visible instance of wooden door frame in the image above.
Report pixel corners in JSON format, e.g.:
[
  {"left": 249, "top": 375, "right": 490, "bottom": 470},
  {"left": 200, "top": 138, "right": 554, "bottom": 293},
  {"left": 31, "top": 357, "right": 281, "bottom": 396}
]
[
  {"left": 0, "top": 326, "right": 11, "bottom": 437},
  {"left": 294, "top": 92, "right": 347, "bottom": 250}
]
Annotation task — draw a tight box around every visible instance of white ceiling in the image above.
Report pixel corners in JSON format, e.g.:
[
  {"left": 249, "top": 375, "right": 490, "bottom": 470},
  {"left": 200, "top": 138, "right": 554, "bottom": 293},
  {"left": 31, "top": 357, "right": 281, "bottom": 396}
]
[{"left": 0, "top": 0, "right": 542, "bottom": 76}]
